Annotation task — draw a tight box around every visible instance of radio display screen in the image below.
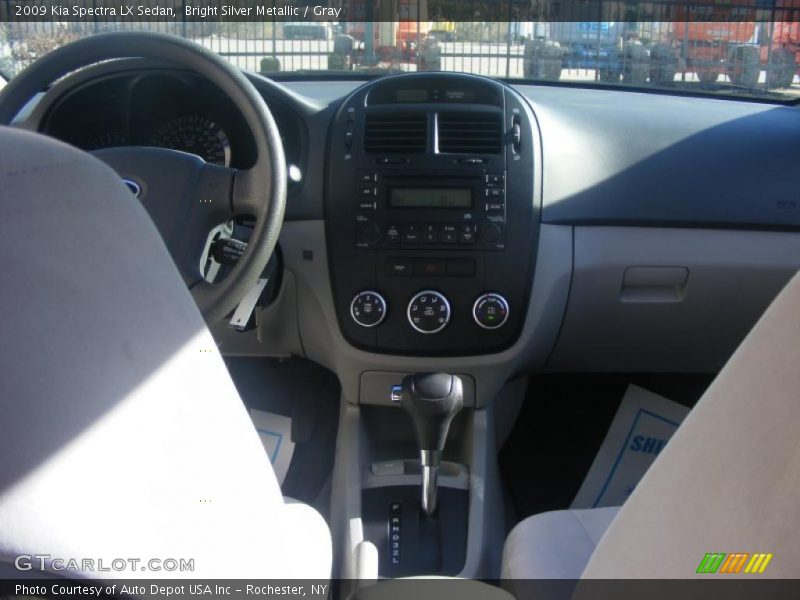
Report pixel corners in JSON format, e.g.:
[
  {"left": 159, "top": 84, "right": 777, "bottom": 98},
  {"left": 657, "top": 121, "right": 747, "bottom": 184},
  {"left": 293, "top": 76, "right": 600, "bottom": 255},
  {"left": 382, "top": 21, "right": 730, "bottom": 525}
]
[{"left": 389, "top": 188, "right": 472, "bottom": 209}]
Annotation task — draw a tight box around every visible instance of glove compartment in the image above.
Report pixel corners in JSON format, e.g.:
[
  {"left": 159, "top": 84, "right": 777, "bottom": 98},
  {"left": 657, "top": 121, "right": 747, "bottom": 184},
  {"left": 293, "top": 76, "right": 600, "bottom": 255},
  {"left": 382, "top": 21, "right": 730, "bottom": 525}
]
[{"left": 546, "top": 227, "right": 800, "bottom": 372}]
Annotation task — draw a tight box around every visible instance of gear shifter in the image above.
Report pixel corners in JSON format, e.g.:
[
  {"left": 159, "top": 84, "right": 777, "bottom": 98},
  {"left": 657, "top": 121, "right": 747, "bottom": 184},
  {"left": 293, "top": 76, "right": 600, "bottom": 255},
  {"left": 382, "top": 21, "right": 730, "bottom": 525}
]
[{"left": 399, "top": 373, "right": 464, "bottom": 517}]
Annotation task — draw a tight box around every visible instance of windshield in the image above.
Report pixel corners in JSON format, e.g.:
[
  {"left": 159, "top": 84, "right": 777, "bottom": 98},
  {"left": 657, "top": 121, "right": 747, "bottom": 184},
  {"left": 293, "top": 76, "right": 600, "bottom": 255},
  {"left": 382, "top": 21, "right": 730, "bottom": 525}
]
[{"left": 1, "top": 0, "right": 799, "bottom": 102}]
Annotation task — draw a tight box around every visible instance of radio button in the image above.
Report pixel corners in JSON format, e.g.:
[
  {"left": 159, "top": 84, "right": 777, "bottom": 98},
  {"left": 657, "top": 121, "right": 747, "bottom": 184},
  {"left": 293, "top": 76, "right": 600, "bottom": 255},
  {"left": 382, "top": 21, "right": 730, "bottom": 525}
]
[
  {"left": 385, "top": 224, "right": 401, "bottom": 244},
  {"left": 459, "top": 224, "right": 477, "bottom": 244},
  {"left": 407, "top": 291, "right": 451, "bottom": 334},
  {"left": 440, "top": 224, "right": 458, "bottom": 244},
  {"left": 351, "top": 291, "right": 388, "bottom": 328},
  {"left": 402, "top": 224, "right": 420, "bottom": 243},
  {"left": 486, "top": 202, "right": 505, "bottom": 212},
  {"left": 486, "top": 188, "right": 504, "bottom": 198},
  {"left": 358, "top": 200, "right": 377, "bottom": 210},
  {"left": 473, "top": 293, "right": 509, "bottom": 330},
  {"left": 485, "top": 174, "right": 504, "bottom": 184},
  {"left": 422, "top": 224, "right": 439, "bottom": 243},
  {"left": 358, "top": 185, "right": 377, "bottom": 196},
  {"left": 358, "top": 172, "right": 378, "bottom": 183}
]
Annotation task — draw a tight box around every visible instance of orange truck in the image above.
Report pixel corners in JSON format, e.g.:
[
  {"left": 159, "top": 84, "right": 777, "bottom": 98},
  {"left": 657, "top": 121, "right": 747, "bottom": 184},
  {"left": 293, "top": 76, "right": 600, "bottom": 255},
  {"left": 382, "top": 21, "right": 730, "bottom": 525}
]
[
  {"left": 649, "top": 1, "right": 800, "bottom": 88},
  {"left": 650, "top": 0, "right": 759, "bottom": 86},
  {"left": 762, "top": 20, "right": 800, "bottom": 88},
  {"left": 658, "top": 22, "right": 758, "bottom": 86}
]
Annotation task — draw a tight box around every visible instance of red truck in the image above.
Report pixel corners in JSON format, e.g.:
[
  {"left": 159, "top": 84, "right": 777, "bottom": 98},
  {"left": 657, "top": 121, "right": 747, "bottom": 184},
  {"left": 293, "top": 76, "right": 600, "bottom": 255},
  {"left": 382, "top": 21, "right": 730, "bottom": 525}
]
[
  {"left": 762, "top": 20, "right": 800, "bottom": 88},
  {"left": 648, "top": 1, "right": 799, "bottom": 88}
]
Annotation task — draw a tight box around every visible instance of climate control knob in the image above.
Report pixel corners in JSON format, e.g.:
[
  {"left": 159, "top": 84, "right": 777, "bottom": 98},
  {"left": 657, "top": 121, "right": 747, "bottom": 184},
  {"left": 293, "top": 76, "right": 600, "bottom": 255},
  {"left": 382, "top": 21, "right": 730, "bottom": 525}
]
[
  {"left": 407, "top": 290, "right": 451, "bottom": 334},
  {"left": 473, "top": 293, "right": 509, "bottom": 329},
  {"left": 350, "top": 291, "right": 387, "bottom": 328}
]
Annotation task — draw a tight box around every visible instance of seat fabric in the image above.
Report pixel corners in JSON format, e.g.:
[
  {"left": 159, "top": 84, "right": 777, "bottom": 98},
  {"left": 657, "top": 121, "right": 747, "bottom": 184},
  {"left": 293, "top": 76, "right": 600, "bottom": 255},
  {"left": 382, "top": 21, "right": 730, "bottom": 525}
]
[
  {"left": 502, "top": 507, "right": 619, "bottom": 579},
  {"left": 502, "top": 272, "right": 800, "bottom": 582},
  {"left": 0, "top": 127, "right": 331, "bottom": 579}
]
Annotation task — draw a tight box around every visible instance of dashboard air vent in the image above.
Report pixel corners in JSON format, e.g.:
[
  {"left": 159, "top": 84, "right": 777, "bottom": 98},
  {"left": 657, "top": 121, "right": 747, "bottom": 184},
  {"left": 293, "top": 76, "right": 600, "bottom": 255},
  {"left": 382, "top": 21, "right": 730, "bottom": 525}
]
[
  {"left": 437, "top": 111, "right": 503, "bottom": 154},
  {"left": 363, "top": 112, "right": 428, "bottom": 153}
]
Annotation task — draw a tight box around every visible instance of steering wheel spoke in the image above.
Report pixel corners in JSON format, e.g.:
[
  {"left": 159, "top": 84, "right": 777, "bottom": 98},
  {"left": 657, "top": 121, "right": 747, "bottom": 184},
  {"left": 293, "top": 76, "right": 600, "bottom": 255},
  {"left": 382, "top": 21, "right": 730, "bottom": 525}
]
[
  {"left": 233, "top": 167, "right": 271, "bottom": 217},
  {"left": 174, "top": 162, "right": 238, "bottom": 287},
  {"left": 89, "top": 147, "right": 235, "bottom": 287},
  {"left": 196, "top": 162, "right": 238, "bottom": 225}
]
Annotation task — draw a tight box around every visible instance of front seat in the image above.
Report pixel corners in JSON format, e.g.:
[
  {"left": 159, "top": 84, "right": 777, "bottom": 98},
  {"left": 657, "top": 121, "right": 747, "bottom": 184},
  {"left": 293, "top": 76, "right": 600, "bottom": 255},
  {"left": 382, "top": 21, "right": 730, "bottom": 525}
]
[
  {"left": 503, "top": 269, "right": 800, "bottom": 580},
  {"left": 0, "top": 127, "right": 331, "bottom": 578}
]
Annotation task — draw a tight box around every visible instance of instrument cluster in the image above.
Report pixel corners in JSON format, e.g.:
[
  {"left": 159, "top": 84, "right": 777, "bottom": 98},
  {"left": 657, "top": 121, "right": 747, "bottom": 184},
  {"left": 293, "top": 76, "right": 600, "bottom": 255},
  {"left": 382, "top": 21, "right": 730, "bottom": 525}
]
[{"left": 43, "top": 70, "right": 303, "bottom": 170}]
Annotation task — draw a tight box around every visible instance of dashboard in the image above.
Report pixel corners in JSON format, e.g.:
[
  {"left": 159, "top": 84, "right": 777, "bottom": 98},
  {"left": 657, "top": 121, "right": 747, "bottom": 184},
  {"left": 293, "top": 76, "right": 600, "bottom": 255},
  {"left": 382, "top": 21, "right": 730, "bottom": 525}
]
[{"left": 18, "top": 59, "right": 800, "bottom": 406}]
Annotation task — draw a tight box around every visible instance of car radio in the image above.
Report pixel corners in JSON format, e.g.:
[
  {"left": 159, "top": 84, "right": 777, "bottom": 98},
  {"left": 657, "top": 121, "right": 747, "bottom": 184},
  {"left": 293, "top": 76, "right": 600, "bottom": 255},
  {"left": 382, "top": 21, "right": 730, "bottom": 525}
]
[
  {"left": 354, "top": 169, "right": 506, "bottom": 251},
  {"left": 325, "top": 73, "right": 539, "bottom": 355}
]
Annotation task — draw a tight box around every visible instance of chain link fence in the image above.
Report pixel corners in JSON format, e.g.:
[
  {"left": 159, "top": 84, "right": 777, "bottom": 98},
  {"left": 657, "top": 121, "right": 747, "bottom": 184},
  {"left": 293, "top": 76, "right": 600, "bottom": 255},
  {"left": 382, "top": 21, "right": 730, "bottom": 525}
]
[{"left": 1, "top": 1, "right": 798, "bottom": 96}]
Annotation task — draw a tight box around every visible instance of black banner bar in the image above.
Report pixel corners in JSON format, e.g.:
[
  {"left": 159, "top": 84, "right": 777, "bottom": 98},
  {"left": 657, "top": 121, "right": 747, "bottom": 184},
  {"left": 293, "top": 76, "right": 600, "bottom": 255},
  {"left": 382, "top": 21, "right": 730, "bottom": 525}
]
[{"left": 1, "top": 578, "right": 799, "bottom": 600}]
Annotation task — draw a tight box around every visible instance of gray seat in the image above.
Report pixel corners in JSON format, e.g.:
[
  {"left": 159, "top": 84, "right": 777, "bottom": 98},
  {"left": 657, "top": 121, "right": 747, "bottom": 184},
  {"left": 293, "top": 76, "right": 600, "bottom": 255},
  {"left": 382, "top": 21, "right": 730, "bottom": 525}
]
[
  {"left": 502, "top": 507, "right": 619, "bottom": 579},
  {"left": 503, "top": 270, "right": 800, "bottom": 580},
  {"left": 0, "top": 127, "right": 331, "bottom": 578}
]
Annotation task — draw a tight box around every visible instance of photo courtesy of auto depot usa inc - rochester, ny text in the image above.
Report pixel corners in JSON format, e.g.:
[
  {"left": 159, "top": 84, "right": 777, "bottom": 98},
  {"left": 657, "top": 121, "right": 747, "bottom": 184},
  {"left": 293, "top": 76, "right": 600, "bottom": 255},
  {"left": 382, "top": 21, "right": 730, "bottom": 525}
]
[{"left": 15, "top": 583, "right": 330, "bottom": 599}]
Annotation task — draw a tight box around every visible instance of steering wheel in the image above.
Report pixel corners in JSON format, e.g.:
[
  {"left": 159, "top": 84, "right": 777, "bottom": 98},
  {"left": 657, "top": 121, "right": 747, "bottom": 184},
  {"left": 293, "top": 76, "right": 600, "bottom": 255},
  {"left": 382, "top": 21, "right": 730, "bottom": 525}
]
[{"left": 0, "top": 32, "right": 286, "bottom": 324}]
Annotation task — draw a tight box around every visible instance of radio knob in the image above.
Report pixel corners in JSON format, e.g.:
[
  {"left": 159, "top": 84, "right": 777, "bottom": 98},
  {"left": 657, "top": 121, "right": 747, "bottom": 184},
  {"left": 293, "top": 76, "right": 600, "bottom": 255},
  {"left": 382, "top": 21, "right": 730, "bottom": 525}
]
[
  {"left": 407, "top": 290, "right": 451, "bottom": 334},
  {"left": 356, "top": 221, "right": 381, "bottom": 246},
  {"left": 351, "top": 291, "right": 387, "bottom": 328},
  {"left": 473, "top": 293, "right": 509, "bottom": 330},
  {"left": 480, "top": 222, "right": 501, "bottom": 245}
]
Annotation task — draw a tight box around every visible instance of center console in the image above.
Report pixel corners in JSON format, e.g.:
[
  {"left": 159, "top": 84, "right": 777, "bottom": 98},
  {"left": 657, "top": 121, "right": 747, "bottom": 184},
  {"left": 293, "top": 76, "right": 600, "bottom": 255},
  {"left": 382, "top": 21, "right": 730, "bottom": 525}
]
[
  {"left": 326, "top": 73, "right": 539, "bottom": 355},
  {"left": 334, "top": 380, "right": 509, "bottom": 586},
  {"left": 325, "top": 73, "right": 538, "bottom": 588}
]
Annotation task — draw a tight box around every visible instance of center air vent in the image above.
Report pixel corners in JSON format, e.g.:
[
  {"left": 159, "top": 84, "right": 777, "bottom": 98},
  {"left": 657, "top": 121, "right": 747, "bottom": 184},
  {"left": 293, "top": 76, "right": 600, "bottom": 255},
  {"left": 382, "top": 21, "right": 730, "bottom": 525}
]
[
  {"left": 437, "top": 111, "right": 503, "bottom": 154},
  {"left": 363, "top": 112, "right": 428, "bottom": 153}
]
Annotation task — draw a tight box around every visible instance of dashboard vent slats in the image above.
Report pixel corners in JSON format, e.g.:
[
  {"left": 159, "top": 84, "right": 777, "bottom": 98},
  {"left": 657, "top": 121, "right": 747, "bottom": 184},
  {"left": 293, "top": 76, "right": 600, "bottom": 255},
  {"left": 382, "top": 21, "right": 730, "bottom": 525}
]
[
  {"left": 437, "top": 112, "right": 503, "bottom": 154},
  {"left": 363, "top": 113, "right": 428, "bottom": 153}
]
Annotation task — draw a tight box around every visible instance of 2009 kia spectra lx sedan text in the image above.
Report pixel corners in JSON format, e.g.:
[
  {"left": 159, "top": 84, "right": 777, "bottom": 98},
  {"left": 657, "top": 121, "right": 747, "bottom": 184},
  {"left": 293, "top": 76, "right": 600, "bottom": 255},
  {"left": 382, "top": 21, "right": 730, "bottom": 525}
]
[{"left": 1, "top": 2, "right": 799, "bottom": 599}]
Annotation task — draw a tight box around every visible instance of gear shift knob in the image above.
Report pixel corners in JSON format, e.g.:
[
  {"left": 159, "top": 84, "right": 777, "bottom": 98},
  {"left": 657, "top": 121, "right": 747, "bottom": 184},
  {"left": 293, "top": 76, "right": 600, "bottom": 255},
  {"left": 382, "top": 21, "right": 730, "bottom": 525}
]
[
  {"left": 400, "top": 373, "right": 463, "bottom": 516},
  {"left": 400, "top": 373, "right": 464, "bottom": 452}
]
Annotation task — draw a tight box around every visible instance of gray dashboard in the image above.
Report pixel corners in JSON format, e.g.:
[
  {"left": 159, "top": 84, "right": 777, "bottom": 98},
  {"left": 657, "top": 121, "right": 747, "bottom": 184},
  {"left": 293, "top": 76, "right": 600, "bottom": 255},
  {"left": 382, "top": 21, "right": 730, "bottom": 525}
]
[
  {"left": 280, "top": 78, "right": 800, "bottom": 387},
  {"left": 31, "top": 67, "right": 800, "bottom": 230},
  {"left": 20, "top": 67, "right": 800, "bottom": 405},
  {"left": 280, "top": 79, "right": 800, "bottom": 229},
  {"left": 526, "top": 86, "right": 800, "bottom": 229}
]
